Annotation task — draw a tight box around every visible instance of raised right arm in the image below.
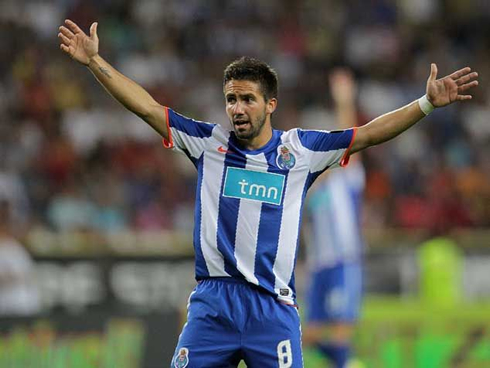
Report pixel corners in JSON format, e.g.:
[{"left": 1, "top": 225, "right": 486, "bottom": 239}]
[
  {"left": 58, "top": 20, "right": 168, "bottom": 139},
  {"left": 87, "top": 54, "right": 168, "bottom": 138}
]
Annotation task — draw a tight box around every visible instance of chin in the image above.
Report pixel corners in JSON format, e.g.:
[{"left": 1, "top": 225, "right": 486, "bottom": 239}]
[
  {"left": 235, "top": 132, "right": 249, "bottom": 140},
  {"left": 236, "top": 132, "right": 255, "bottom": 141}
]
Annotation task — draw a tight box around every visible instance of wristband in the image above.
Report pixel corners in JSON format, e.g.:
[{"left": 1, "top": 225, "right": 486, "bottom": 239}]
[{"left": 418, "top": 95, "right": 435, "bottom": 115}]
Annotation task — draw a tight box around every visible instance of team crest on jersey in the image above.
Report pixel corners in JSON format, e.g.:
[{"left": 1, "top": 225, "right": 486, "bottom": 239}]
[
  {"left": 173, "top": 347, "right": 189, "bottom": 368},
  {"left": 276, "top": 145, "right": 296, "bottom": 170}
]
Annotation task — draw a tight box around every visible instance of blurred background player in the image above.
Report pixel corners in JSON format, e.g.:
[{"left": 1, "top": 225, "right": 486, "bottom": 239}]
[{"left": 302, "top": 69, "right": 364, "bottom": 368}]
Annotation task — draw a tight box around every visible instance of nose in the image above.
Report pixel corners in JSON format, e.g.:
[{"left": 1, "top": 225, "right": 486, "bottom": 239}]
[{"left": 232, "top": 100, "right": 245, "bottom": 115}]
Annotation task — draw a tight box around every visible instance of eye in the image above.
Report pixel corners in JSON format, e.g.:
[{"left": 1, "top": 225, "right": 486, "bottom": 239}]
[{"left": 227, "top": 96, "right": 236, "bottom": 103}]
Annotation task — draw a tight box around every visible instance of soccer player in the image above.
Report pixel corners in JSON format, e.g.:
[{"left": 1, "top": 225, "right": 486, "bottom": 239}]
[
  {"left": 302, "top": 69, "right": 364, "bottom": 368},
  {"left": 58, "top": 19, "right": 478, "bottom": 368}
]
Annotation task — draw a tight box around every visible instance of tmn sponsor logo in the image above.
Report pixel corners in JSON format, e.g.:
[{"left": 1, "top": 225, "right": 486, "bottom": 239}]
[{"left": 223, "top": 167, "right": 285, "bottom": 205}]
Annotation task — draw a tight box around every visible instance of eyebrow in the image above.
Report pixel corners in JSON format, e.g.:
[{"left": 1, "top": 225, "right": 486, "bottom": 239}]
[{"left": 225, "top": 92, "right": 256, "bottom": 99}]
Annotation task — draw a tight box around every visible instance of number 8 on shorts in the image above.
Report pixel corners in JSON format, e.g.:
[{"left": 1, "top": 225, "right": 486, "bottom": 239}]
[{"left": 277, "top": 339, "right": 292, "bottom": 367}]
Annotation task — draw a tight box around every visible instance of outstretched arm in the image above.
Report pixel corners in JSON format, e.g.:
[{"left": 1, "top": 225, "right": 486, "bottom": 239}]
[
  {"left": 351, "top": 63, "right": 478, "bottom": 154},
  {"left": 58, "top": 20, "right": 168, "bottom": 139}
]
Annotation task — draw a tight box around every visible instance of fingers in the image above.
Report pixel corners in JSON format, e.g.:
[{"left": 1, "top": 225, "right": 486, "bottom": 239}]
[
  {"left": 455, "top": 72, "right": 478, "bottom": 86},
  {"left": 456, "top": 94, "right": 473, "bottom": 101},
  {"left": 429, "top": 63, "right": 438, "bottom": 81},
  {"left": 458, "top": 80, "right": 479, "bottom": 93},
  {"left": 64, "top": 19, "right": 85, "bottom": 35},
  {"left": 58, "top": 32, "right": 71, "bottom": 45},
  {"left": 448, "top": 66, "right": 471, "bottom": 80},
  {"left": 58, "top": 27, "right": 73, "bottom": 55},
  {"left": 455, "top": 70, "right": 478, "bottom": 100},
  {"left": 60, "top": 44, "right": 72, "bottom": 55},
  {"left": 456, "top": 77, "right": 478, "bottom": 101},
  {"left": 59, "top": 25, "right": 74, "bottom": 39}
]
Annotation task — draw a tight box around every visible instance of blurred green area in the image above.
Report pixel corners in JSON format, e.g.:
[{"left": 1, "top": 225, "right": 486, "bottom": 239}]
[
  {"left": 302, "top": 297, "right": 490, "bottom": 368},
  {"left": 240, "top": 297, "right": 490, "bottom": 368},
  {"left": 0, "top": 319, "right": 144, "bottom": 368},
  {"left": 2, "top": 298, "right": 489, "bottom": 367}
]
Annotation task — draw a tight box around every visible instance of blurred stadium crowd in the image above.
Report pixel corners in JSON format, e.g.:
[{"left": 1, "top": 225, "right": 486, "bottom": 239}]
[{"left": 1, "top": 0, "right": 489, "bottom": 236}]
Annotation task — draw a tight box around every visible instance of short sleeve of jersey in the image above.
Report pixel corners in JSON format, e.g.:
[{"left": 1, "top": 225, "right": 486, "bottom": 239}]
[
  {"left": 297, "top": 128, "right": 356, "bottom": 172},
  {"left": 162, "top": 107, "right": 216, "bottom": 160}
]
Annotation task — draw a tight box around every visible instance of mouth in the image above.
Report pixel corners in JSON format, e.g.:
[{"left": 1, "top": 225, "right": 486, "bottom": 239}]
[{"left": 233, "top": 119, "right": 250, "bottom": 128}]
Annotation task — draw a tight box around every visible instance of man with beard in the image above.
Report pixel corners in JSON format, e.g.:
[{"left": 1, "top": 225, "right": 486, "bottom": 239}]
[{"left": 58, "top": 19, "right": 478, "bottom": 368}]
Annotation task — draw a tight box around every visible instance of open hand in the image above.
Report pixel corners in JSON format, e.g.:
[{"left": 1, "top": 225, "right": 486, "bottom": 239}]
[
  {"left": 426, "top": 63, "right": 478, "bottom": 107},
  {"left": 58, "top": 19, "right": 99, "bottom": 66},
  {"left": 329, "top": 68, "right": 357, "bottom": 105}
]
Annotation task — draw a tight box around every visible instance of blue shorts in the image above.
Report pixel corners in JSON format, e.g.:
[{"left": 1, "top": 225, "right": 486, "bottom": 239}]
[
  {"left": 171, "top": 278, "right": 303, "bottom": 368},
  {"left": 306, "top": 263, "right": 362, "bottom": 323}
]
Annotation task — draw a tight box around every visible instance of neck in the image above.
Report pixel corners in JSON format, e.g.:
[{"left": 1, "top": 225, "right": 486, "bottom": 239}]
[{"left": 241, "top": 126, "right": 273, "bottom": 150}]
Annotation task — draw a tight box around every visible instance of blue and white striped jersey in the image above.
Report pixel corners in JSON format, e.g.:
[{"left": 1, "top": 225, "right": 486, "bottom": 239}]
[
  {"left": 305, "top": 160, "right": 365, "bottom": 271},
  {"left": 163, "top": 107, "right": 355, "bottom": 304}
]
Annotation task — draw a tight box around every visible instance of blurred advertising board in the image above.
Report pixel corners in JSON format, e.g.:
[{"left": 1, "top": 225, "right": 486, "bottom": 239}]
[
  {"left": 2, "top": 230, "right": 196, "bottom": 367},
  {"left": 0, "top": 312, "right": 180, "bottom": 368},
  {"left": 32, "top": 257, "right": 196, "bottom": 314},
  {"left": 26, "top": 229, "right": 194, "bottom": 257}
]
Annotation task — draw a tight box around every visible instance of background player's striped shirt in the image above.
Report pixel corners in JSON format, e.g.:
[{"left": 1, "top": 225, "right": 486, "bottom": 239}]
[
  {"left": 163, "top": 108, "right": 355, "bottom": 304},
  {"left": 304, "top": 160, "right": 365, "bottom": 271}
]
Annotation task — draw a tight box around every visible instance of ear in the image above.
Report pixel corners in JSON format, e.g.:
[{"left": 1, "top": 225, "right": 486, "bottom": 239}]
[{"left": 266, "top": 98, "right": 278, "bottom": 114}]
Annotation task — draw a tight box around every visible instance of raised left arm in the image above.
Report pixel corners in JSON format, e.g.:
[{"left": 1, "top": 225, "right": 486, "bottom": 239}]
[{"left": 351, "top": 63, "right": 478, "bottom": 154}]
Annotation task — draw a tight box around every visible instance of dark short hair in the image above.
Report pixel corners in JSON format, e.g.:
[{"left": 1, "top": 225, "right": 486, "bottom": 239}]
[{"left": 223, "top": 57, "right": 278, "bottom": 101}]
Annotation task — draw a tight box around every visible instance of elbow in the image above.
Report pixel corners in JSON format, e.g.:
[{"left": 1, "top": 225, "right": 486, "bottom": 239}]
[
  {"left": 133, "top": 101, "right": 159, "bottom": 121},
  {"left": 352, "top": 125, "right": 375, "bottom": 153},
  {"left": 132, "top": 101, "right": 152, "bottom": 120},
  {"left": 141, "top": 103, "right": 168, "bottom": 137},
  {"left": 137, "top": 109, "right": 152, "bottom": 122}
]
